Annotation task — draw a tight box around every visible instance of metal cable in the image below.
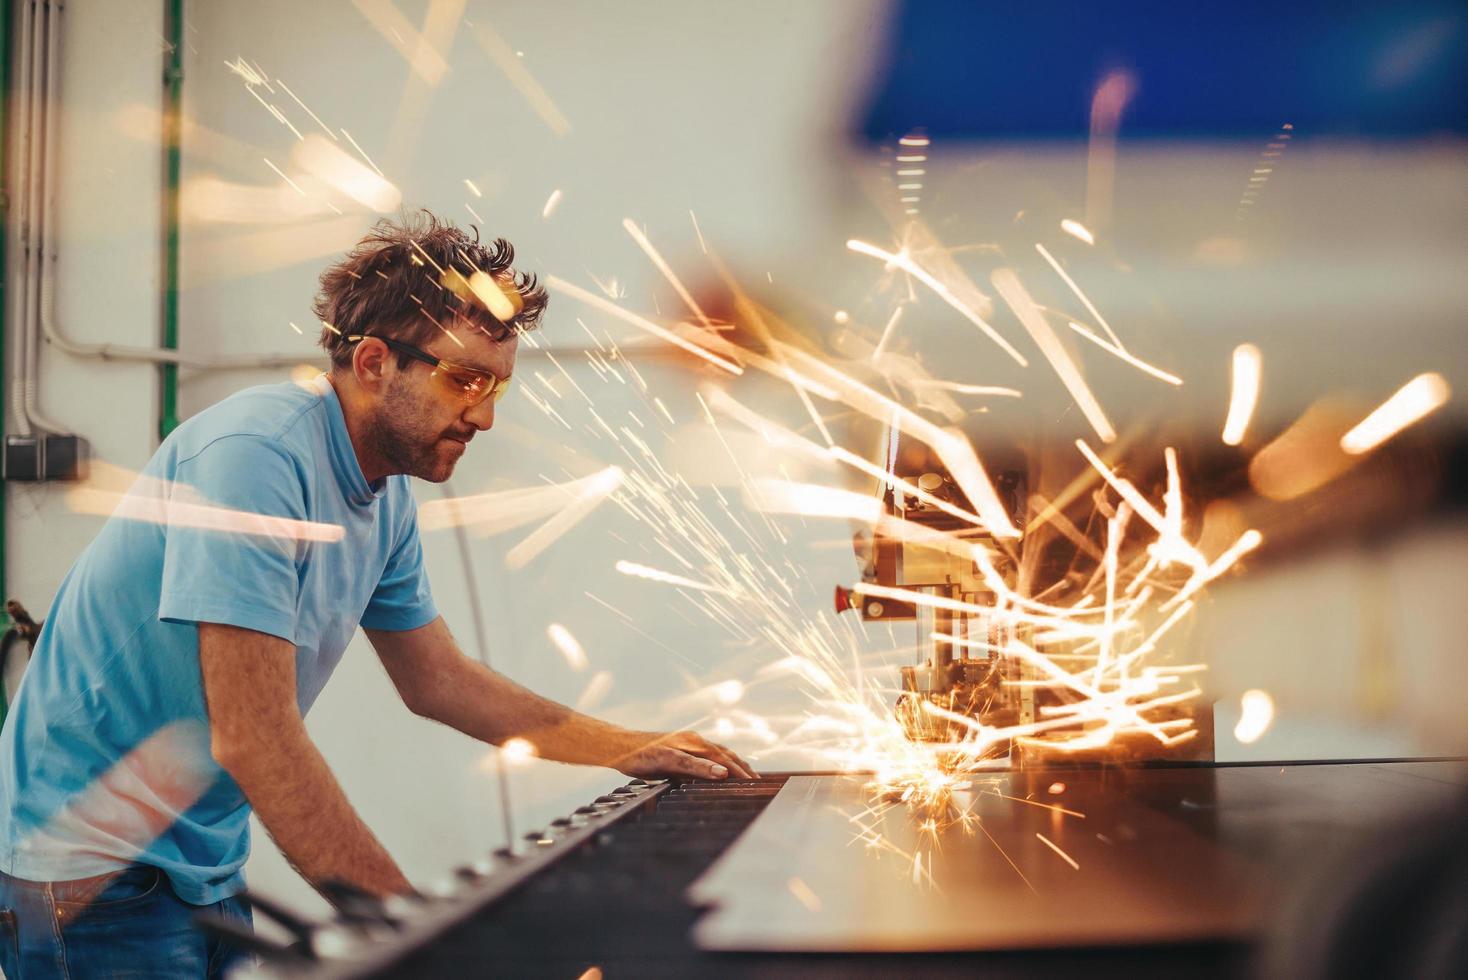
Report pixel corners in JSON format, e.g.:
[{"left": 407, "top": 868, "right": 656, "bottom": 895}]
[{"left": 439, "top": 480, "right": 517, "bottom": 854}]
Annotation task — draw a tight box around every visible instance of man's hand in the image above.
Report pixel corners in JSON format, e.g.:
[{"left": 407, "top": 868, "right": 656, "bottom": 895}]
[{"left": 612, "top": 730, "right": 757, "bottom": 781}]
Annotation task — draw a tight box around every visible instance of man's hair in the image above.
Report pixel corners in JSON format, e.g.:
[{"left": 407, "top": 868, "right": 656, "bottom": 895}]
[{"left": 314, "top": 210, "right": 548, "bottom": 370}]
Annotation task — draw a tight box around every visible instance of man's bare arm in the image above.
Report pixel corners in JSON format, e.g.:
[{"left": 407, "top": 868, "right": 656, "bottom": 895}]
[
  {"left": 367, "top": 617, "right": 754, "bottom": 780},
  {"left": 199, "top": 622, "right": 413, "bottom": 899}
]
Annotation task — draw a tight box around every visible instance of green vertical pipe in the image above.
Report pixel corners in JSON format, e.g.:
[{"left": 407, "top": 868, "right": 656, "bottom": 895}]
[
  {"left": 0, "top": 0, "right": 13, "bottom": 641},
  {"left": 0, "top": 0, "right": 12, "bottom": 725},
  {"left": 158, "top": 0, "right": 182, "bottom": 441}
]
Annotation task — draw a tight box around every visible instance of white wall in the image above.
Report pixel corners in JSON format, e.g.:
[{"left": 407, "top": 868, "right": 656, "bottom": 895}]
[{"left": 5, "top": 0, "right": 1466, "bottom": 931}]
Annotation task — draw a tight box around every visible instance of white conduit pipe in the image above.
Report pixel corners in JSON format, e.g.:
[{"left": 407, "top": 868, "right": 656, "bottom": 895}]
[
  {"left": 8, "top": 0, "right": 37, "bottom": 436},
  {"left": 25, "top": 0, "right": 69, "bottom": 434}
]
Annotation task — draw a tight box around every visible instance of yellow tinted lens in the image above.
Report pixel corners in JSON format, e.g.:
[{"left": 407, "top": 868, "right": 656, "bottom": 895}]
[
  {"left": 492, "top": 376, "right": 512, "bottom": 402},
  {"left": 432, "top": 368, "right": 493, "bottom": 404}
]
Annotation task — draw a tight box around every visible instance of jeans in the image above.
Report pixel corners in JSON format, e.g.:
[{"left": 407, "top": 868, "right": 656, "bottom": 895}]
[{"left": 0, "top": 863, "right": 252, "bottom": 979}]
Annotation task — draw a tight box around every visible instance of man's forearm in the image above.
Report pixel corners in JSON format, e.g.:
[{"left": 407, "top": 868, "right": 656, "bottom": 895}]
[
  {"left": 370, "top": 617, "right": 754, "bottom": 780},
  {"left": 222, "top": 725, "right": 411, "bottom": 899},
  {"left": 411, "top": 655, "right": 645, "bottom": 768}
]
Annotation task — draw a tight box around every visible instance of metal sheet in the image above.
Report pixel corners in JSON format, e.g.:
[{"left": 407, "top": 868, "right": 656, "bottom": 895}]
[{"left": 690, "top": 762, "right": 1466, "bottom": 952}]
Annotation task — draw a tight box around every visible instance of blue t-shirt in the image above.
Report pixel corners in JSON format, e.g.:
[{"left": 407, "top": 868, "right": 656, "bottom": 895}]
[{"left": 0, "top": 376, "right": 437, "bottom": 904}]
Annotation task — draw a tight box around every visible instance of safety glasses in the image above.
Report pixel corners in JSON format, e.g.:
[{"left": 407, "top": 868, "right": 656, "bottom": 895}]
[{"left": 347, "top": 334, "right": 512, "bottom": 406}]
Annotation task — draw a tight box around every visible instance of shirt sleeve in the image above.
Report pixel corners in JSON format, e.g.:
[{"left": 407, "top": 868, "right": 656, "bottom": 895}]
[
  {"left": 360, "top": 490, "right": 438, "bottom": 632},
  {"left": 158, "top": 436, "right": 311, "bottom": 642}
]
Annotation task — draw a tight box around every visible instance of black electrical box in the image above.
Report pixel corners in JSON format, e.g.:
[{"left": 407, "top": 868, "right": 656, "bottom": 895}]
[
  {"left": 3, "top": 436, "right": 42, "bottom": 481},
  {"left": 44, "top": 434, "right": 89, "bottom": 481},
  {"left": 3, "top": 433, "right": 90, "bottom": 482}
]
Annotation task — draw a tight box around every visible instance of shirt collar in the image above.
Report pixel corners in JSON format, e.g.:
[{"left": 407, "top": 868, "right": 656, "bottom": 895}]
[{"left": 313, "top": 374, "right": 387, "bottom": 505}]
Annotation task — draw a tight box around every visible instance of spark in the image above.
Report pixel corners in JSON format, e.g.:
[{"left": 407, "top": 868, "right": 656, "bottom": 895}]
[
  {"left": 351, "top": 0, "right": 451, "bottom": 83},
  {"left": 294, "top": 135, "right": 401, "bottom": 211},
  {"left": 1085, "top": 69, "right": 1134, "bottom": 230},
  {"left": 1033, "top": 242, "right": 1124, "bottom": 351},
  {"left": 787, "top": 877, "right": 822, "bottom": 912},
  {"left": 288, "top": 321, "right": 303, "bottom": 334},
  {"left": 464, "top": 178, "right": 482, "bottom": 197},
  {"left": 575, "top": 671, "right": 614, "bottom": 711},
  {"left": 505, "top": 468, "right": 624, "bottom": 569},
  {"left": 1035, "top": 832, "right": 1080, "bottom": 870},
  {"left": 67, "top": 483, "right": 343, "bottom": 544},
  {"left": 1060, "top": 219, "right": 1094, "bottom": 245},
  {"left": 471, "top": 20, "right": 571, "bottom": 135},
  {"left": 870, "top": 305, "right": 904, "bottom": 361},
  {"left": 546, "top": 275, "right": 743, "bottom": 376},
  {"left": 748, "top": 478, "right": 884, "bottom": 524},
  {"left": 689, "top": 209, "right": 710, "bottom": 255},
  {"left": 541, "top": 188, "right": 563, "bottom": 218},
  {"left": 1340, "top": 372, "right": 1451, "bottom": 455},
  {"left": 622, "top": 218, "right": 719, "bottom": 334},
  {"left": 500, "top": 737, "right": 537, "bottom": 765},
  {"left": 988, "top": 791, "right": 1084, "bottom": 819},
  {"left": 1066, "top": 321, "right": 1182, "bottom": 386},
  {"left": 276, "top": 80, "right": 336, "bottom": 140},
  {"left": 262, "top": 158, "right": 306, "bottom": 197},
  {"left": 419, "top": 468, "right": 623, "bottom": 534},
  {"left": 468, "top": 270, "right": 520, "bottom": 322},
  {"left": 992, "top": 268, "right": 1116, "bottom": 443},
  {"left": 1233, "top": 689, "right": 1275, "bottom": 744},
  {"left": 1221, "top": 343, "right": 1263, "bottom": 445},
  {"left": 340, "top": 129, "right": 384, "bottom": 176},
  {"left": 847, "top": 239, "right": 1028, "bottom": 367},
  {"left": 547, "top": 623, "right": 588, "bottom": 671},
  {"left": 615, "top": 560, "right": 739, "bottom": 597},
  {"left": 776, "top": 344, "right": 1019, "bottom": 534}
]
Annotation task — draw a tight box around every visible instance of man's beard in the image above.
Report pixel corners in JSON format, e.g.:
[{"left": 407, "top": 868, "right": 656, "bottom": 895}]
[{"left": 370, "top": 380, "right": 459, "bottom": 483}]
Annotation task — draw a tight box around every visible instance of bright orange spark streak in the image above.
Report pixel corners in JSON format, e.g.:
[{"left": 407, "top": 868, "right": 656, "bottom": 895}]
[
  {"left": 1340, "top": 372, "right": 1451, "bottom": 455},
  {"left": 847, "top": 239, "right": 1028, "bottom": 367},
  {"left": 1037, "top": 836, "right": 1081, "bottom": 873},
  {"left": 67, "top": 488, "right": 344, "bottom": 542},
  {"left": 1161, "top": 530, "right": 1263, "bottom": 612},
  {"left": 701, "top": 386, "right": 831, "bottom": 461},
  {"left": 1060, "top": 219, "right": 1094, "bottom": 245},
  {"left": 263, "top": 158, "right": 306, "bottom": 197},
  {"left": 977, "top": 817, "right": 1038, "bottom": 894},
  {"left": 1034, "top": 242, "right": 1124, "bottom": 350},
  {"left": 778, "top": 345, "right": 1018, "bottom": 535},
  {"left": 1073, "top": 439, "right": 1167, "bottom": 533},
  {"left": 471, "top": 21, "right": 572, "bottom": 135},
  {"left": 989, "top": 792, "right": 1085, "bottom": 819},
  {"left": 547, "top": 623, "right": 588, "bottom": 671},
  {"left": 689, "top": 210, "right": 710, "bottom": 255},
  {"left": 419, "top": 469, "right": 620, "bottom": 533},
  {"left": 1222, "top": 343, "right": 1262, "bottom": 445},
  {"left": 993, "top": 269, "right": 1116, "bottom": 443},
  {"left": 615, "top": 559, "right": 738, "bottom": 596},
  {"left": 1066, "top": 321, "right": 1182, "bottom": 386},
  {"left": 622, "top": 218, "right": 719, "bottom": 334},
  {"left": 870, "top": 305, "right": 904, "bottom": 361},
  {"left": 546, "top": 275, "right": 743, "bottom": 376},
  {"left": 541, "top": 188, "right": 563, "bottom": 218},
  {"left": 350, "top": 0, "right": 451, "bottom": 83},
  {"left": 828, "top": 448, "right": 986, "bottom": 528},
  {"left": 749, "top": 479, "right": 883, "bottom": 524},
  {"left": 505, "top": 467, "right": 624, "bottom": 569}
]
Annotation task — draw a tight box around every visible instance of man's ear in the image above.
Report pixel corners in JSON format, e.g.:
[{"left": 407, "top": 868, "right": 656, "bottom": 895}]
[{"left": 351, "top": 337, "right": 392, "bottom": 391}]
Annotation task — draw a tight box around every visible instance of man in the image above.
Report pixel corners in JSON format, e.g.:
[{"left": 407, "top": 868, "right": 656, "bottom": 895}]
[{"left": 0, "top": 212, "right": 753, "bottom": 977}]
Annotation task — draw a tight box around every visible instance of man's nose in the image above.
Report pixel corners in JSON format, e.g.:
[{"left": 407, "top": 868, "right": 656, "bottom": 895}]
[{"left": 462, "top": 396, "right": 496, "bottom": 431}]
